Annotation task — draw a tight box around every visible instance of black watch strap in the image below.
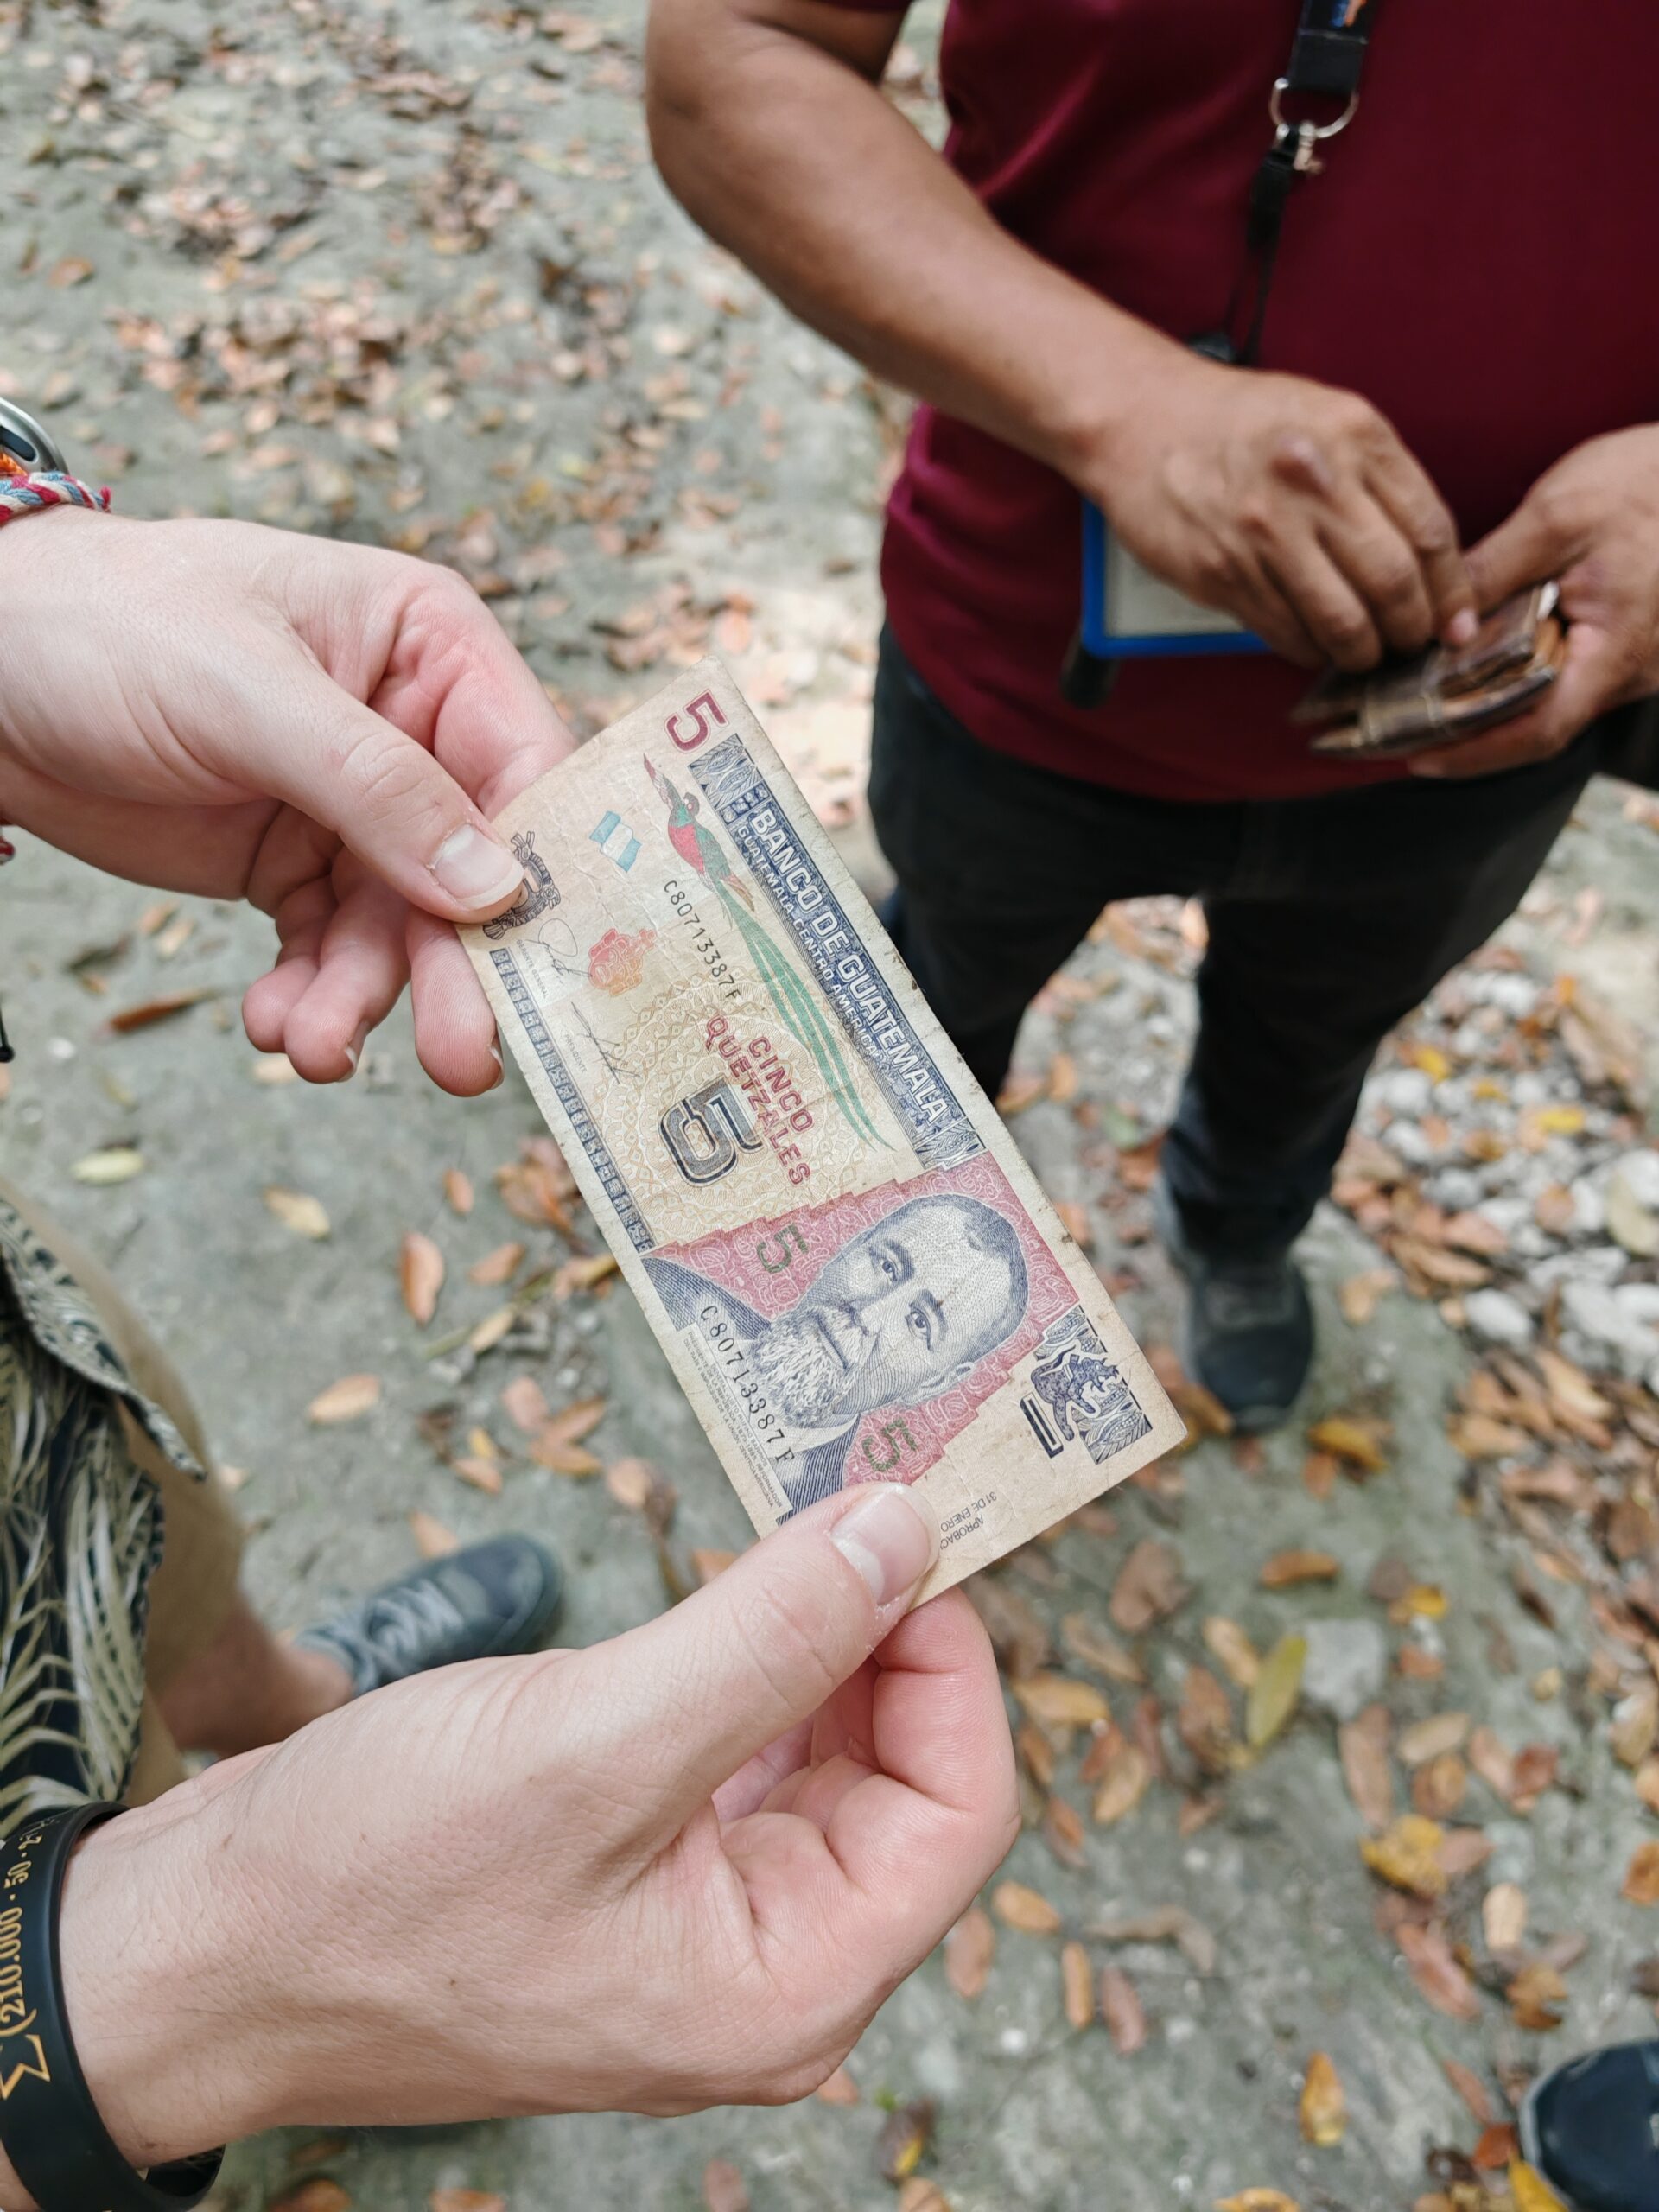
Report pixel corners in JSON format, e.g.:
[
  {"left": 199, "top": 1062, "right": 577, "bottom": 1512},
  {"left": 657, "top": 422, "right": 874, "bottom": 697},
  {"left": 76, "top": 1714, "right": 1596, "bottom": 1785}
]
[{"left": 0, "top": 1805, "right": 226, "bottom": 2212}]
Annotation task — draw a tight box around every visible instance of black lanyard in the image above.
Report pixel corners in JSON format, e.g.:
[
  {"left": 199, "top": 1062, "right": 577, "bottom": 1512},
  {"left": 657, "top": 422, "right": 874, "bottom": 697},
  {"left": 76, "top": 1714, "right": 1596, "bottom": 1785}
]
[{"left": 1228, "top": 0, "right": 1380, "bottom": 365}]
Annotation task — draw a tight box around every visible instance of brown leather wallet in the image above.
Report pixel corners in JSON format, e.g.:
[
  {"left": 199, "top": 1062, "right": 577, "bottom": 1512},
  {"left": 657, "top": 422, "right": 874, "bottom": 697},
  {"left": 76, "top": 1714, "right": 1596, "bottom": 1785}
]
[{"left": 1295, "top": 582, "right": 1565, "bottom": 760}]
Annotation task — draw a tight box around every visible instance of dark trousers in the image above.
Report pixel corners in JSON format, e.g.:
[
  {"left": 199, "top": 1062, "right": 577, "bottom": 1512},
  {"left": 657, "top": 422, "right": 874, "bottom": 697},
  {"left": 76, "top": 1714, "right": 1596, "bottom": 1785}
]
[{"left": 868, "top": 633, "right": 1605, "bottom": 1257}]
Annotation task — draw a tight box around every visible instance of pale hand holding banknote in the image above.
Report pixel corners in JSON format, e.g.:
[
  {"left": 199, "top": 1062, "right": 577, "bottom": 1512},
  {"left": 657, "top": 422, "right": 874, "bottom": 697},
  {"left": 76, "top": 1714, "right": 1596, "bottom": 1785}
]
[{"left": 465, "top": 662, "right": 1180, "bottom": 1597}]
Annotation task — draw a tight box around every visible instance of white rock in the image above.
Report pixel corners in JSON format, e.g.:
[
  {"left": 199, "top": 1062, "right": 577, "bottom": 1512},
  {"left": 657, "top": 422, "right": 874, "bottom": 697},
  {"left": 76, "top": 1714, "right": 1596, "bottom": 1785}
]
[
  {"left": 1387, "top": 1122, "right": 1434, "bottom": 1166},
  {"left": 1464, "top": 1289, "right": 1535, "bottom": 1348},
  {"left": 1427, "top": 1167, "right": 1484, "bottom": 1211},
  {"left": 1562, "top": 1281, "right": 1659, "bottom": 1376},
  {"left": 1569, "top": 1178, "right": 1606, "bottom": 1237},
  {"left": 1479, "top": 974, "right": 1541, "bottom": 1020},
  {"left": 1300, "top": 1618, "right": 1389, "bottom": 1722},
  {"left": 1511, "top": 1071, "right": 1551, "bottom": 1108},
  {"left": 1613, "top": 1149, "right": 1659, "bottom": 1211},
  {"left": 1371, "top": 1068, "right": 1433, "bottom": 1116}
]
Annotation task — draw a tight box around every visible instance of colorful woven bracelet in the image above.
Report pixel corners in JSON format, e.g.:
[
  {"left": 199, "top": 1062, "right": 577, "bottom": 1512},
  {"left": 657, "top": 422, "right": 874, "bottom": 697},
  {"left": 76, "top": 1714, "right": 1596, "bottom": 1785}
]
[{"left": 0, "top": 467, "right": 111, "bottom": 526}]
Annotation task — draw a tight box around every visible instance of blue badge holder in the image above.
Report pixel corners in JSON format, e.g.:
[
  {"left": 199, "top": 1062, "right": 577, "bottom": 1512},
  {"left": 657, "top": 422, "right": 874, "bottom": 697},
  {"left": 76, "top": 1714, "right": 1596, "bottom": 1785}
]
[{"left": 1079, "top": 503, "right": 1271, "bottom": 663}]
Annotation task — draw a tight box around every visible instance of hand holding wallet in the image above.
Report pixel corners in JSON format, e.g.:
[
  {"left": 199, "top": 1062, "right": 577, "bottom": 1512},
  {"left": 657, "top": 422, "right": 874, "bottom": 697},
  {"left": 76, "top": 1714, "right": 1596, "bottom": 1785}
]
[{"left": 1296, "top": 583, "right": 1565, "bottom": 760}]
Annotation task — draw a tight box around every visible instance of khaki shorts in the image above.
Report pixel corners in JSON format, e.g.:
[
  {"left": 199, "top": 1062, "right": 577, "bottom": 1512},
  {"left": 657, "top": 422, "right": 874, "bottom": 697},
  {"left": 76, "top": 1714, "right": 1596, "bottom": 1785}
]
[{"left": 0, "top": 1179, "right": 244, "bottom": 1805}]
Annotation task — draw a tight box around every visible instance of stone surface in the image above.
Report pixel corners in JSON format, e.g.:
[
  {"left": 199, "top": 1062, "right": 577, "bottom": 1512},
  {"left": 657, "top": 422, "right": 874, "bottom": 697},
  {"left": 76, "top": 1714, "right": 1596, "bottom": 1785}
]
[
  {"left": 1463, "top": 1288, "right": 1535, "bottom": 1348},
  {"left": 1300, "top": 1617, "right": 1389, "bottom": 1722}
]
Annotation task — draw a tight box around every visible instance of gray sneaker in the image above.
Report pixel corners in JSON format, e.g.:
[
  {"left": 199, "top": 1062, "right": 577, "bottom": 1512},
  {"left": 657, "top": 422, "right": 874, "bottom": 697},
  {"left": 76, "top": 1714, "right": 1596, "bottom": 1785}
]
[
  {"left": 1152, "top": 1173, "right": 1313, "bottom": 1434},
  {"left": 296, "top": 1535, "right": 563, "bottom": 1696}
]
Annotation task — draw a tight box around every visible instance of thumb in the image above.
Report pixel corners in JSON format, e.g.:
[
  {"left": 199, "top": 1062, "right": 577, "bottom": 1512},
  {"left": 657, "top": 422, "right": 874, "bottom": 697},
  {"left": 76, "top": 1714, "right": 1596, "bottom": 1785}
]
[
  {"left": 622, "top": 1486, "right": 939, "bottom": 1836},
  {"left": 1465, "top": 497, "right": 1565, "bottom": 614},
  {"left": 249, "top": 664, "right": 527, "bottom": 922}
]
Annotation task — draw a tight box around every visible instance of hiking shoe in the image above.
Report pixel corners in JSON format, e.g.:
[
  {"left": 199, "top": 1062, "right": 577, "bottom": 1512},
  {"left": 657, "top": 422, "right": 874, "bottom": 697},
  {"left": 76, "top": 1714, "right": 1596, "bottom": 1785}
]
[
  {"left": 296, "top": 1535, "right": 563, "bottom": 1697},
  {"left": 1152, "top": 1173, "right": 1313, "bottom": 1433},
  {"left": 1522, "top": 2038, "right": 1659, "bottom": 2211}
]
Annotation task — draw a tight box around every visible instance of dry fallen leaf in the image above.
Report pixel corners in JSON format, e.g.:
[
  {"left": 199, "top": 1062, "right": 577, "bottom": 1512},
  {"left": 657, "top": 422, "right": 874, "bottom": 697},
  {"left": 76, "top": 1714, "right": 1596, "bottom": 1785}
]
[
  {"left": 1625, "top": 1841, "right": 1659, "bottom": 1904},
  {"left": 1246, "top": 1634, "right": 1306, "bottom": 1751},
  {"left": 1110, "top": 1540, "right": 1188, "bottom": 1633},
  {"left": 1061, "top": 1611, "right": 1146, "bottom": 1686},
  {"left": 1412, "top": 1752, "right": 1467, "bottom": 1819},
  {"left": 1013, "top": 1673, "right": 1112, "bottom": 1729},
  {"left": 1214, "top": 2192, "right": 1300, "bottom": 2212},
  {"left": 270, "top": 2185, "right": 353, "bottom": 2212},
  {"left": 1395, "top": 1921, "right": 1480, "bottom": 2021},
  {"left": 944, "top": 1904, "right": 995, "bottom": 1999},
  {"left": 1307, "top": 1415, "right": 1390, "bottom": 1472},
  {"left": 1472, "top": 2124, "right": 1520, "bottom": 2171},
  {"left": 1339, "top": 1705, "right": 1395, "bottom": 1831},
  {"left": 1203, "top": 1616, "right": 1261, "bottom": 1690},
  {"left": 467, "top": 1306, "right": 516, "bottom": 1355},
  {"left": 401, "top": 1231, "right": 446, "bottom": 1326},
  {"left": 494, "top": 1141, "right": 577, "bottom": 1230},
  {"left": 1362, "top": 1815, "right": 1447, "bottom": 1899},
  {"left": 1061, "top": 1939, "right": 1096, "bottom": 2030},
  {"left": 1398, "top": 1713, "right": 1471, "bottom": 1767},
  {"left": 1299, "top": 2051, "right": 1346, "bottom": 2148},
  {"left": 1178, "top": 1664, "right": 1235, "bottom": 1774},
  {"left": 409, "top": 1510, "right": 461, "bottom": 1560},
  {"left": 897, "top": 2183, "right": 951, "bottom": 2212},
  {"left": 443, "top": 1168, "right": 475, "bottom": 1217},
  {"left": 1508, "top": 2158, "right": 1571, "bottom": 2212},
  {"left": 1506, "top": 1962, "right": 1567, "bottom": 2031},
  {"left": 1090, "top": 1906, "right": 1217, "bottom": 1974},
  {"left": 1054, "top": 1198, "right": 1093, "bottom": 1250},
  {"left": 1091, "top": 1741, "right": 1153, "bottom": 1826},
  {"left": 1338, "top": 1268, "right": 1397, "bottom": 1326},
  {"left": 502, "top": 1376, "right": 550, "bottom": 1433},
  {"left": 468, "top": 1241, "right": 526, "bottom": 1287},
  {"left": 308, "top": 1372, "right": 381, "bottom": 1425},
  {"left": 264, "top": 1186, "right": 332, "bottom": 1240},
  {"left": 877, "top": 2100, "right": 936, "bottom": 2184},
  {"left": 554, "top": 1251, "right": 620, "bottom": 1297},
  {"left": 70, "top": 1146, "right": 144, "bottom": 1185},
  {"left": 429, "top": 2193, "right": 504, "bottom": 2212},
  {"left": 702, "top": 2161, "right": 750, "bottom": 2212},
  {"left": 1442, "top": 2058, "right": 1493, "bottom": 2127},
  {"left": 105, "top": 987, "right": 215, "bottom": 1033},
  {"left": 1260, "top": 1549, "right": 1339, "bottom": 1588},
  {"left": 452, "top": 1455, "right": 504, "bottom": 1497},
  {"left": 993, "top": 1880, "right": 1062, "bottom": 1936},
  {"left": 604, "top": 1457, "right": 659, "bottom": 1510},
  {"left": 1098, "top": 1963, "right": 1147, "bottom": 2055},
  {"left": 690, "top": 1548, "right": 736, "bottom": 1585},
  {"left": 1043, "top": 1795, "right": 1086, "bottom": 1870},
  {"left": 531, "top": 1395, "right": 607, "bottom": 1475},
  {"left": 815, "top": 2063, "right": 860, "bottom": 2107}
]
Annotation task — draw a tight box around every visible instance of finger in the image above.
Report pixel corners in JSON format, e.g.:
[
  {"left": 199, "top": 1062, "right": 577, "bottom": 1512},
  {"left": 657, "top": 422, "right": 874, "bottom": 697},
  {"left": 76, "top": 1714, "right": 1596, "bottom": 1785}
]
[
  {"left": 1203, "top": 551, "right": 1322, "bottom": 667},
  {"left": 281, "top": 867, "right": 410, "bottom": 1082},
  {"left": 407, "top": 910, "right": 506, "bottom": 1096},
  {"left": 713, "top": 1718, "right": 818, "bottom": 1824},
  {"left": 1408, "top": 620, "right": 1613, "bottom": 780},
  {"left": 1465, "top": 498, "right": 1567, "bottom": 615},
  {"left": 243, "top": 877, "right": 333, "bottom": 1055},
  {"left": 613, "top": 1485, "right": 939, "bottom": 1840},
  {"left": 1267, "top": 531, "right": 1384, "bottom": 671},
  {"left": 1364, "top": 443, "right": 1477, "bottom": 643},
  {"left": 1319, "top": 497, "right": 1437, "bottom": 655},
  {"left": 234, "top": 660, "right": 530, "bottom": 925}
]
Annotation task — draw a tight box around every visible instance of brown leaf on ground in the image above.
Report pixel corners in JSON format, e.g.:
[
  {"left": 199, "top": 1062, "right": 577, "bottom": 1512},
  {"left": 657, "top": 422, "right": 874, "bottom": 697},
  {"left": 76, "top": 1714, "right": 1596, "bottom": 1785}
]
[
  {"left": 401, "top": 1231, "right": 445, "bottom": 1325},
  {"left": 1054, "top": 1198, "right": 1093, "bottom": 1250},
  {"left": 1013, "top": 1673, "right": 1112, "bottom": 1729},
  {"left": 1132, "top": 1694, "right": 1170, "bottom": 1781},
  {"left": 1016, "top": 1722, "right": 1056, "bottom": 1791},
  {"left": 1307, "top": 1415, "right": 1391, "bottom": 1472},
  {"left": 467, "top": 1307, "right": 516, "bottom": 1356},
  {"left": 1615, "top": 1685, "right": 1659, "bottom": 1770},
  {"left": 993, "top": 1880, "right": 1062, "bottom": 1936},
  {"left": 944, "top": 1905, "right": 995, "bottom": 1999},
  {"left": 1399, "top": 1713, "right": 1471, "bottom": 1766},
  {"left": 1043, "top": 1796, "right": 1087, "bottom": 1870},
  {"left": 105, "top": 987, "right": 216, "bottom": 1033},
  {"left": 1246, "top": 1634, "right": 1306, "bottom": 1751},
  {"left": 1339, "top": 1706, "right": 1395, "bottom": 1831},
  {"left": 1301, "top": 1450, "right": 1338, "bottom": 1499},
  {"left": 1442, "top": 2058, "right": 1494, "bottom": 2127},
  {"left": 897, "top": 2183, "right": 951, "bottom": 2212},
  {"left": 1510, "top": 1744, "right": 1560, "bottom": 1811},
  {"left": 1338, "top": 1268, "right": 1398, "bottom": 1326},
  {"left": 1535, "top": 1346, "right": 1615, "bottom": 1429},
  {"left": 1061, "top": 1611, "right": 1146, "bottom": 1686},
  {"left": 1099, "top": 1964, "right": 1147, "bottom": 2054},
  {"left": 1060, "top": 1939, "right": 1096, "bottom": 2029},
  {"left": 1509, "top": 2158, "right": 1572, "bottom": 2212},
  {"left": 442, "top": 1169, "right": 475, "bottom": 1217},
  {"left": 1468, "top": 1726, "right": 1516, "bottom": 1803},
  {"left": 531, "top": 1395, "right": 607, "bottom": 1475},
  {"left": 1411, "top": 1752, "right": 1467, "bottom": 1820},
  {"left": 1506, "top": 1963, "right": 1567, "bottom": 2031},
  {"left": 494, "top": 1143, "right": 576, "bottom": 1231},
  {"left": 1362, "top": 1815, "right": 1447, "bottom": 1899},
  {"left": 1395, "top": 1922, "right": 1480, "bottom": 2020},
  {"left": 452, "top": 1451, "right": 503, "bottom": 1497},
  {"left": 1483, "top": 1882, "right": 1529, "bottom": 1955},
  {"left": 264, "top": 1185, "right": 331, "bottom": 1240},
  {"left": 554, "top": 1252, "right": 620, "bottom": 1297},
  {"left": 1203, "top": 1616, "right": 1261, "bottom": 1689},
  {"left": 501, "top": 1376, "right": 550, "bottom": 1433},
  {"left": 690, "top": 1548, "right": 736, "bottom": 1585},
  {"left": 1179, "top": 1665, "right": 1235, "bottom": 1774},
  {"left": 967, "top": 1577, "right": 1052, "bottom": 1679},
  {"left": 1110, "top": 1540, "right": 1188, "bottom": 1633},
  {"left": 409, "top": 1510, "right": 461, "bottom": 1560},
  {"left": 1471, "top": 2125, "right": 1520, "bottom": 2171},
  {"left": 308, "top": 1372, "right": 380, "bottom": 1425},
  {"left": 1214, "top": 2192, "right": 1300, "bottom": 2212},
  {"left": 1625, "top": 1841, "right": 1659, "bottom": 1904},
  {"left": 270, "top": 2186, "right": 353, "bottom": 2212},
  {"left": 1091, "top": 1741, "right": 1153, "bottom": 1826},
  {"left": 702, "top": 2161, "right": 749, "bottom": 2212},
  {"left": 1535, "top": 1183, "right": 1577, "bottom": 1235},
  {"left": 995, "top": 1070, "right": 1047, "bottom": 1116},
  {"left": 1636, "top": 1758, "right": 1659, "bottom": 1816},
  {"left": 1448, "top": 1413, "right": 1535, "bottom": 1459},
  {"left": 1089, "top": 1906, "right": 1217, "bottom": 1975},
  {"left": 1260, "top": 1549, "right": 1340, "bottom": 1588},
  {"left": 877, "top": 2100, "right": 936, "bottom": 2183},
  {"left": 1299, "top": 2051, "right": 1346, "bottom": 2147},
  {"left": 815, "top": 2064, "right": 860, "bottom": 2106},
  {"left": 468, "top": 1241, "right": 526, "bottom": 1287},
  {"left": 429, "top": 2193, "right": 504, "bottom": 2212}
]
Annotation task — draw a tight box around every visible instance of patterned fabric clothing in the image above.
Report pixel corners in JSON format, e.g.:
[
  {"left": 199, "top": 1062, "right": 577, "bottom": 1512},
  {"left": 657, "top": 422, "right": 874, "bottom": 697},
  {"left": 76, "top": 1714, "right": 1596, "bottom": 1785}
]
[{"left": 0, "top": 1191, "right": 202, "bottom": 1824}]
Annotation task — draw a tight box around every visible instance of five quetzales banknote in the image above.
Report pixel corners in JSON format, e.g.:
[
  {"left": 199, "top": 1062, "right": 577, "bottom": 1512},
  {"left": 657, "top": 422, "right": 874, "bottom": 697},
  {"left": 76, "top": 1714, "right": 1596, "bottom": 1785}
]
[{"left": 464, "top": 660, "right": 1181, "bottom": 1599}]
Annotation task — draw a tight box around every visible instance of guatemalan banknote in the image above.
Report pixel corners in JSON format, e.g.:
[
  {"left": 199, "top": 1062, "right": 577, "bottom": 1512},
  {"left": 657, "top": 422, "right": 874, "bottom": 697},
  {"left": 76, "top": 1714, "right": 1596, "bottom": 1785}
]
[{"left": 464, "top": 661, "right": 1182, "bottom": 1599}]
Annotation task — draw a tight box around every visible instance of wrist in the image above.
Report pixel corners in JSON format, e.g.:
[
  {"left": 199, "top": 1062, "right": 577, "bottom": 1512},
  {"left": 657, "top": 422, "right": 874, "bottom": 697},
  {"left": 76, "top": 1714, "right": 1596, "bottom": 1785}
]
[
  {"left": 1030, "top": 312, "right": 1219, "bottom": 499},
  {"left": 34, "top": 1789, "right": 286, "bottom": 2185}
]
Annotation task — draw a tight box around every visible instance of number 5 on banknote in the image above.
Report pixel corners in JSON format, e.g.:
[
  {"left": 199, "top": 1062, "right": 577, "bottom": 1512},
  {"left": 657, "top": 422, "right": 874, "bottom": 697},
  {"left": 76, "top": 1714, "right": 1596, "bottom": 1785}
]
[{"left": 464, "top": 660, "right": 1181, "bottom": 1600}]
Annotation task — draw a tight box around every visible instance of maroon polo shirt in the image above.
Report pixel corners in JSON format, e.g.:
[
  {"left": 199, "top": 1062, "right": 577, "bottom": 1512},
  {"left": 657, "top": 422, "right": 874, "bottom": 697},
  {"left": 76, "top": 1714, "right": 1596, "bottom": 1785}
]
[{"left": 823, "top": 0, "right": 1659, "bottom": 799}]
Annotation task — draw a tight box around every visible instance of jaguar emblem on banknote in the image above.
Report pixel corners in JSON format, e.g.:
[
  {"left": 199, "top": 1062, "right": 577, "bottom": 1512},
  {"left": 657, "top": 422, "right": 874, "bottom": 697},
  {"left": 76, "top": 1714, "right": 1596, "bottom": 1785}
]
[{"left": 464, "top": 660, "right": 1181, "bottom": 1598}]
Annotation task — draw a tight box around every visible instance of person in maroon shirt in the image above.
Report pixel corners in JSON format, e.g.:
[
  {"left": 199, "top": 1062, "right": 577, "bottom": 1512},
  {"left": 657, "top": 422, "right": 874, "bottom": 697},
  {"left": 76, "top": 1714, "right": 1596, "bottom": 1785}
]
[{"left": 645, "top": 0, "right": 1659, "bottom": 1429}]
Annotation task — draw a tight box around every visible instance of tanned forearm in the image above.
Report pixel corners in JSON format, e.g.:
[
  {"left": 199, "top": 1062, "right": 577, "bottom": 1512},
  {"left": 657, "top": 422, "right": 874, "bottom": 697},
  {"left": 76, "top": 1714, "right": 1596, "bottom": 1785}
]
[{"left": 645, "top": 0, "right": 1185, "bottom": 491}]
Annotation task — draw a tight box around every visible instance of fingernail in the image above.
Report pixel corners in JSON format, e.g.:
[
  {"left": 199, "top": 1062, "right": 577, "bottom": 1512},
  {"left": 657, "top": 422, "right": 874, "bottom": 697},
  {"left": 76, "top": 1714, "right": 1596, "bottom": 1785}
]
[
  {"left": 431, "top": 825, "right": 524, "bottom": 910},
  {"left": 487, "top": 1042, "right": 505, "bottom": 1091},
  {"left": 1446, "top": 609, "right": 1478, "bottom": 646},
  {"left": 342, "top": 1020, "right": 369, "bottom": 1077},
  {"left": 830, "top": 1485, "right": 938, "bottom": 1607}
]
